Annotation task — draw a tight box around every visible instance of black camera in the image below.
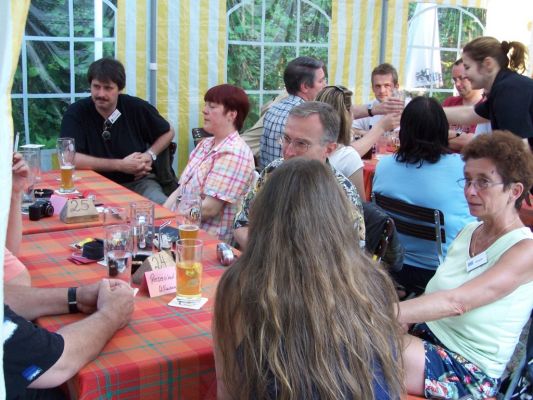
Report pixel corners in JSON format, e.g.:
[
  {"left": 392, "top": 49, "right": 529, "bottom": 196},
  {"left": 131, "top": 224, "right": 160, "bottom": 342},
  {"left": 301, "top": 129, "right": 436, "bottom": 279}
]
[{"left": 28, "top": 200, "right": 54, "bottom": 221}]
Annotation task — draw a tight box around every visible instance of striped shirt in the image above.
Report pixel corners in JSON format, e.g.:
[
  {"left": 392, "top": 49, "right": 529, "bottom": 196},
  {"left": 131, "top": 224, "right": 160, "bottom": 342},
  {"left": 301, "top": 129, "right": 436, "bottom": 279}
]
[{"left": 178, "top": 131, "right": 255, "bottom": 243}]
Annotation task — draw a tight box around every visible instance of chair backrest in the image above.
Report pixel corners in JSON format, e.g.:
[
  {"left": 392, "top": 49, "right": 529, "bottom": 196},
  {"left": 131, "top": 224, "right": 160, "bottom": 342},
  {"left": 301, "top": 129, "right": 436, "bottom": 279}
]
[
  {"left": 372, "top": 192, "right": 446, "bottom": 265},
  {"left": 192, "top": 128, "right": 213, "bottom": 147}
]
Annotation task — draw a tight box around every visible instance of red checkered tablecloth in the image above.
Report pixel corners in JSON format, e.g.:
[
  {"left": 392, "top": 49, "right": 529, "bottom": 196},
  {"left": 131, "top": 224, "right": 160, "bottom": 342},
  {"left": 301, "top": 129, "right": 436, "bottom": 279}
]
[
  {"left": 20, "top": 225, "right": 225, "bottom": 399},
  {"left": 24, "top": 170, "right": 175, "bottom": 235}
]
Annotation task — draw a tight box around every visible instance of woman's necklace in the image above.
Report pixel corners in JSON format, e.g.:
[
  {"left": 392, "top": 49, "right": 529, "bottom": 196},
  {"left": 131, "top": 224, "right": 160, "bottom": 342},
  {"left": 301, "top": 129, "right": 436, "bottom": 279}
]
[{"left": 470, "top": 217, "right": 520, "bottom": 257}]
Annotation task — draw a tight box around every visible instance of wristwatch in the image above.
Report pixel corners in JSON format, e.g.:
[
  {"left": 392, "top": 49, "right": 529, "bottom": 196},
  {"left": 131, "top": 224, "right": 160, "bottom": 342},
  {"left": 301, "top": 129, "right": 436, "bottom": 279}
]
[
  {"left": 147, "top": 149, "right": 157, "bottom": 161},
  {"left": 367, "top": 103, "right": 374, "bottom": 117}
]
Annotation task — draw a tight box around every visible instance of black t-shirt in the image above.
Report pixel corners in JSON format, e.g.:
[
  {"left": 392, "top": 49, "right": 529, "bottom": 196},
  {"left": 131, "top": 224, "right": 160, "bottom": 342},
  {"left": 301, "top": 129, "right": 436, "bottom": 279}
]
[
  {"left": 475, "top": 69, "right": 533, "bottom": 146},
  {"left": 3, "top": 305, "right": 65, "bottom": 400},
  {"left": 60, "top": 94, "right": 171, "bottom": 183}
]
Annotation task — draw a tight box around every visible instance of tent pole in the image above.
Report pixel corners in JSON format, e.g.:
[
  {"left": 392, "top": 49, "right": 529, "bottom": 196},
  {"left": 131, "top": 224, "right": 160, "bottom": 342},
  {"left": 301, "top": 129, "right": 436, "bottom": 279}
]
[
  {"left": 379, "top": 0, "right": 388, "bottom": 64},
  {"left": 149, "top": 0, "right": 157, "bottom": 105}
]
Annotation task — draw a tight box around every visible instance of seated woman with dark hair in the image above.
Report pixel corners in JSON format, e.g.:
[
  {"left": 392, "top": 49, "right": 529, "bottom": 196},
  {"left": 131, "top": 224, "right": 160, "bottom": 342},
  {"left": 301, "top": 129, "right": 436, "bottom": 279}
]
[
  {"left": 164, "top": 84, "right": 255, "bottom": 243},
  {"left": 401, "top": 130, "right": 533, "bottom": 399},
  {"left": 373, "top": 96, "right": 474, "bottom": 295},
  {"left": 214, "top": 158, "right": 404, "bottom": 400}
]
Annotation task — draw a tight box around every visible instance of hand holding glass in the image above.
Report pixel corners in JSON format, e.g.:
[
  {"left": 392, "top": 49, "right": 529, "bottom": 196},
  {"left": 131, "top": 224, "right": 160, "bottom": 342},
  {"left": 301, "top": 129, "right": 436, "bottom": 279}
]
[
  {"left": 57, "top": 138, "right": 76, "bottom": 193},
  {"left": 176, "top": 193, "right": 202, "bottom": 239}
]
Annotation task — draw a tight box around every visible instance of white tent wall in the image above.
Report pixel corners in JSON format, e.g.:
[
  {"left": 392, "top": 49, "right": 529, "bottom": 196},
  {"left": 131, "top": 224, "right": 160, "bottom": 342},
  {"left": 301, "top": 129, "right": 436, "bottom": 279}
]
[{"left": 0, "top": 1, "right": 31, "bottom": 394}]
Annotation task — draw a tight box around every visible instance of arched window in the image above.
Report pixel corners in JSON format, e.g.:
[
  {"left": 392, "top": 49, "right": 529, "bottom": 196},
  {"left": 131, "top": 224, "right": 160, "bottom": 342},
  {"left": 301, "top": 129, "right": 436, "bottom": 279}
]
[
  {"left": 11, "top": 0, "right": 117, "bottom": 164},
  {"left": 406, "top": 3, "right": 486, "bottom": 102},
  {"left": 226, "top": 0, "right": 331, "bottom": 129}
]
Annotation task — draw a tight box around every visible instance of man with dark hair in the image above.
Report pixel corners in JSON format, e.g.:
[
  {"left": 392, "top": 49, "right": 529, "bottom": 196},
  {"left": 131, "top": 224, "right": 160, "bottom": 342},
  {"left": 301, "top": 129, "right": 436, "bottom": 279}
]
[
  {"left": 443, "top": 59, "right": 487, "bottom": 152},
  {"left": 235, "top": 101, "right": 365, "bottom": 250},
  {"left": 60, "top": 58, "right": 175, "bottom": 204},
  {"left": 258, "top": 56, "right": 326, "bottom": 168}
]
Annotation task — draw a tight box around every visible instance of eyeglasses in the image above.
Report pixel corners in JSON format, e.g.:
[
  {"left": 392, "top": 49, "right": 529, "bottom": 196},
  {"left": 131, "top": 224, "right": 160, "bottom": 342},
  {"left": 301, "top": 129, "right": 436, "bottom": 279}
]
[
  {"left": 457, "top": 178, "right": 504, "bottom": 191},
  {"left": 324, "top": 85, "right": 352, "bottom": 111},
  {"left": 278, "top": 134, "right": 312, "bottom": 153},
  {"left": 102, "top": 120, "right": 112, "bottom": 142}
]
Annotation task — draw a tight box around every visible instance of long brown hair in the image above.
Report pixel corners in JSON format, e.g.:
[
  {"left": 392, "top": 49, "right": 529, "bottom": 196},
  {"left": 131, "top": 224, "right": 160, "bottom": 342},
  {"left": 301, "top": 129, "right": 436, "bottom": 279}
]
[
  {"left": 214, "top": 158, "right": 404, "bottom": 399},
  {"left": 463, "top": 36, "right": 528, "bottom": 73}
]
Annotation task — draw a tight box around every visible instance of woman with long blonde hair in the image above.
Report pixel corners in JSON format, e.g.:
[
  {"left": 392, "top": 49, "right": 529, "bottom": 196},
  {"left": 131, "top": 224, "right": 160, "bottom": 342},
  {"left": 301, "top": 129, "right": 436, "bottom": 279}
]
[{"left": 214, "top": 158, "right": 404, "bottom": 399}]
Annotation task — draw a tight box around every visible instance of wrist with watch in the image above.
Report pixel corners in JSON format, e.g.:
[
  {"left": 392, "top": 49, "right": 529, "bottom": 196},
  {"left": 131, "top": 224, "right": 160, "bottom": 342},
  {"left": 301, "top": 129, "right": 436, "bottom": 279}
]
[
  {"left": 146, "top": 149, "right": 157, "bottom": 161},
  {"left": 367, "top": 103, "right": 374, "bottom": 117}
]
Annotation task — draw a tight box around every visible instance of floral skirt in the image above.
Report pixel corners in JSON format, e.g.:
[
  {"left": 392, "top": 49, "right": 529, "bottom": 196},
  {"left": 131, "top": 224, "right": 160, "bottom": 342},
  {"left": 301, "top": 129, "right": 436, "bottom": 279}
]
[{"left": 411, "top": 323, "right": 500, "bottom": 399}]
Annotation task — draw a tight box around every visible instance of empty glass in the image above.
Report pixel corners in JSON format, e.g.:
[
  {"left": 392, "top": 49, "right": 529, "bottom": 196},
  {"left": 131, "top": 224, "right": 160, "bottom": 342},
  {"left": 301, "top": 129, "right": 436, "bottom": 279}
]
[
  {"left": 104, "top": 224, "right": 133, "bottom": 284},
  {"left": 20, "top": 149, "right": 39, "bottom": 213},
  {"left": 130, "top": 201, "right": 155, "bottom": 256}
]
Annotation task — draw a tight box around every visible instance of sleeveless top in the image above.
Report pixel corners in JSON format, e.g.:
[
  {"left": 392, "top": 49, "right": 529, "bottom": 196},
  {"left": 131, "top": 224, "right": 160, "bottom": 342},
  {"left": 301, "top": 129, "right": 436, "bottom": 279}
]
[{"left": 426, "top": 221, "right": 533, "bottom": 378}]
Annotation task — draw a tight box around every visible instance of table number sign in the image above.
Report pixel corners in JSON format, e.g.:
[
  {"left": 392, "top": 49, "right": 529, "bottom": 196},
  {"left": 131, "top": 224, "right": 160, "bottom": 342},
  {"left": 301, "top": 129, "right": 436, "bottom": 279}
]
[
  {"left": 60, "top": 198, "right": 99, "bottom": 224},
  {"left": 132, "top": 251, "right": 174, "bottom": 285}
]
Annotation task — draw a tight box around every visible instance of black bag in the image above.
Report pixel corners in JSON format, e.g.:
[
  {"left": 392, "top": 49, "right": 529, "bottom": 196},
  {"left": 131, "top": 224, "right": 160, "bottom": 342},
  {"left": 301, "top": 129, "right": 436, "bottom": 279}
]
[
  {"left": 152, "top": 143, "right": 179, "bottom": 196},
  {"left": 363, "top": 202, "right": 404, "bottom": 272}
]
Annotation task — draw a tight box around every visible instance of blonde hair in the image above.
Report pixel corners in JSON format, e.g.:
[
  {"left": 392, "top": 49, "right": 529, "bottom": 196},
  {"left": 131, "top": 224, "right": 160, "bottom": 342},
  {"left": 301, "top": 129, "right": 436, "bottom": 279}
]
[
  {"left": 214, "top": 158, "right": 404, "bottom": 399},
  {"left": 316, "top": 85, "right": 353, "bottom": 146}
]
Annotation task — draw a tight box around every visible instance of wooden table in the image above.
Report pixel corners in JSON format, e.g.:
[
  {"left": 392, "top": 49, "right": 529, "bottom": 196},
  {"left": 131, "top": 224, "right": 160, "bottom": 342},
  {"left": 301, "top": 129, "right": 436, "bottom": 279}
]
[
  {"left": 20, "top": 225, "right": 225, "bottom": 400},
  {"left": 24, "top": 170, "right": 175, "bottom": 235}
]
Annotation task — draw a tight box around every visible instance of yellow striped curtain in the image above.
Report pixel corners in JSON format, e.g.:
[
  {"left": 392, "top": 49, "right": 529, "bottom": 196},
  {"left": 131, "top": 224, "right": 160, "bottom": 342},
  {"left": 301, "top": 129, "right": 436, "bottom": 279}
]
[
  {"left": 0, "top": 0, "right": 31, "bottom": 392},
  {"left": 329, "top": 0, "right": 488, "bottom": 104},
  {"left": 117, "top": 0, "right": 226, "bottom": 173}
]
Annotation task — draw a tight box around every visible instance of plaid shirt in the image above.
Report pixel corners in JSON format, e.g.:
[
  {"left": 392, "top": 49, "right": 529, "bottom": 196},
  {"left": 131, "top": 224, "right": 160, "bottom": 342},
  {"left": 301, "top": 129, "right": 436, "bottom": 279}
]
[
  {"left": 259, "top": 95, "right": 304, "bottom": 168},
  {"left": 178, "top": 132, "right": 255, "bottom": 243},
  {"left": 234, "top": 158, "right": 366, "bottom": 243}
]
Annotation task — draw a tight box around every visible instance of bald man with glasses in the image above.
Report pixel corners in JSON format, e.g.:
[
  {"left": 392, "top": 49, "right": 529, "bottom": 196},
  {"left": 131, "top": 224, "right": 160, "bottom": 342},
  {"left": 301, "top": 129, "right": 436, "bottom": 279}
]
[{"left": 233, "top": 101, "right": 365, "bottom": 250}]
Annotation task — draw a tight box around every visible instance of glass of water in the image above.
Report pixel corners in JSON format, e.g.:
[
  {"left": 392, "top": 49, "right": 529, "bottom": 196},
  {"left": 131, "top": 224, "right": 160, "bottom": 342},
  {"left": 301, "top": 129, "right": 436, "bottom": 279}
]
[
  {"left": 20, "top": 149, "right": 39, "bottom": 214},
  {"left": 104, "top": 224, "right": 133, "bottom": 284}
]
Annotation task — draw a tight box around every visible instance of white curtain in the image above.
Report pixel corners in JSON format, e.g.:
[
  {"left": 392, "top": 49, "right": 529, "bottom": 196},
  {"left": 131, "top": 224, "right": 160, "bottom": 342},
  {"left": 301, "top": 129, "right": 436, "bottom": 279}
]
[{"left": 0, "top": 1, "right": 30, "bottom": 395}]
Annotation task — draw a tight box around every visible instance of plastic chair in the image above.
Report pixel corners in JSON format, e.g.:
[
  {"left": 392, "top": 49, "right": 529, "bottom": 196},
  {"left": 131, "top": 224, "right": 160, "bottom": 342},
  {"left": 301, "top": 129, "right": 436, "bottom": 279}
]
[
  {"left": 372, "top": 193, "right": 446, "bottom": 266},
  {"left": 191, "top": 127, "right": 212, "bottom": 147}
]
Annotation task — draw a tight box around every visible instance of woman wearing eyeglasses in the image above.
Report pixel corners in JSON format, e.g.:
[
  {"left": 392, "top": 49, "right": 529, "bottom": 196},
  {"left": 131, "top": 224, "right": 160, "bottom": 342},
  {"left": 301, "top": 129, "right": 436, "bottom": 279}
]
[
  {"left": 400, "top": 130, "right": 533, "bottom": 399},
  {"left": 373, "top": 96, "right": 475, "bottom": 295},
  {"left": 163, "top": 84, "right": 255, "bottom": 243},
  {"left": 315, "top": 85, "right": 366, "bottom": 199}
]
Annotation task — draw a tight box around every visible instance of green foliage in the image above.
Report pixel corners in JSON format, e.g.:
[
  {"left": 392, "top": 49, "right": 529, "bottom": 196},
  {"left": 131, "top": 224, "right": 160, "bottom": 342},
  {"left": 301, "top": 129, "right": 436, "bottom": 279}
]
[{"left": 12, "top": 0, "right": 117, "bottom": 149}]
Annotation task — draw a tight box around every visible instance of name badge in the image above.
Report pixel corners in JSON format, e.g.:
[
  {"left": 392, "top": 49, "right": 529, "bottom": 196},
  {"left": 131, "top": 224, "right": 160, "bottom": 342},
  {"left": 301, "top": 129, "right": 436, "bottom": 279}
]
[
  {"left": 108, "top": 109, "right": 122, "bottom": 124},
  {"left": 466, "top": 251, "right": 487, "bottom": 272}
]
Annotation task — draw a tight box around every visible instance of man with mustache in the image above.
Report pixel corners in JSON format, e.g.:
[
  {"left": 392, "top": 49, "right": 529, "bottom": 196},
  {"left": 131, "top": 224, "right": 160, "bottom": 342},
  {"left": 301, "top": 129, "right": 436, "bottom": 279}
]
[{"left": 60, "top": 58, "right": 174, "bottom": 204}]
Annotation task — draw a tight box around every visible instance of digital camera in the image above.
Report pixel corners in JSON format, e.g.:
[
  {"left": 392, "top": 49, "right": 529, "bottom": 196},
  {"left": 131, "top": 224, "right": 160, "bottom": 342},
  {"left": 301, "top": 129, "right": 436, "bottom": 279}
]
[{"left": 28, "top": 200, "right": 54, "bottom": 221}]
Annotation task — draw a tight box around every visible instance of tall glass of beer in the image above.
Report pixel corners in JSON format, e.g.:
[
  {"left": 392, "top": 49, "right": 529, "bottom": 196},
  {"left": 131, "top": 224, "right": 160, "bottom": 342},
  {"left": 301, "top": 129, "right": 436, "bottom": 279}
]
[
  {"left": 176, "top": 192, "right": 202, "bottom": 240},
  {"left": 176, "top": 239, "right": 203, "bottom": 298},
  {"left": 57, "top": 138, "right": 76, "bottom": 193}
]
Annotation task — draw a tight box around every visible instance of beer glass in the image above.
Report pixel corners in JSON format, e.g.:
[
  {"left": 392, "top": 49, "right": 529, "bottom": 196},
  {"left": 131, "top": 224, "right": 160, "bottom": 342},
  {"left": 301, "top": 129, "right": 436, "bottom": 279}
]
[
  {"left": 57, "top": 138, "right": 76, "bottom": 193},
  {"left": 20, "top": 149, "right": 38, "bottom": 213},
  {"left": 104, "top": 224, "right": 133, "bottom": 284},
  {"left": 176, "top": 239, "right": 203, "bottom": 298},
  {"left": 176, "top": 193, "right": 202, "bottom": 240}
]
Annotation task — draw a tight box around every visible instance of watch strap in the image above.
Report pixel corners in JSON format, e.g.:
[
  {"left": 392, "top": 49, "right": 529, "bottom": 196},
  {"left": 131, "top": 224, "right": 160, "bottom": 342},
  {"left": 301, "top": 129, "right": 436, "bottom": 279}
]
[
  {"left": 147, "top": 149, "right": 157, "bottom": 161},
  {"left": 68, "top": 287, "right": 79, "bottom": 313},
  {"left": 367, "top": 103, "right": 374, "bottom": 117}
]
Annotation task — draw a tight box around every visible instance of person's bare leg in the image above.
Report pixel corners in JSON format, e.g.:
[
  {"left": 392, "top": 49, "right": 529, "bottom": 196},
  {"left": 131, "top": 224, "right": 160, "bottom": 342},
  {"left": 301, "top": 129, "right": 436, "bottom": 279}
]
[{"left": 402, "top": 334, "right": 426, "bottom": 395}]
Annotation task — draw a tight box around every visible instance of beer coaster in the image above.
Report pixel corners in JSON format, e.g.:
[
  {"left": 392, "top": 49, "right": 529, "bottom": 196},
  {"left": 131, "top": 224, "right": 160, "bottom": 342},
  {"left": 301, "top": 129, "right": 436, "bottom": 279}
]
[{"left": 168, "top": 296, "right": 208, "bottom": 310}]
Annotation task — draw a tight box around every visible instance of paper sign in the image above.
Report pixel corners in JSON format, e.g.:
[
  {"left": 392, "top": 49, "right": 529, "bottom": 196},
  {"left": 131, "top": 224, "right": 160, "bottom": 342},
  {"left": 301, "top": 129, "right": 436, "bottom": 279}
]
[
  {"left": 50, "top": 194, "right": 68, "bottom": 216},
  {"left": 144, "top": 267, "right": 176, "bottom": 297}
]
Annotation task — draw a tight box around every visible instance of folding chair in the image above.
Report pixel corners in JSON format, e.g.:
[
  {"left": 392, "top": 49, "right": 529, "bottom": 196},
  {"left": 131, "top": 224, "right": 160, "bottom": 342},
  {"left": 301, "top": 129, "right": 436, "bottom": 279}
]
[
  {"left": 372, "top": 193, "right": 446, "bottom": 266},
  {"left": 191, "top": 127, "right": 213, "bottom": 147}
]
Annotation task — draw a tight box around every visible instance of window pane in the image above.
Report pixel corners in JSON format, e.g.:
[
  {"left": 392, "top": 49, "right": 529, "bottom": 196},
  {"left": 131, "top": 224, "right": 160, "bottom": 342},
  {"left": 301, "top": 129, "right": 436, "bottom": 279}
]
[
  {"left": 460, "top": 12, "right": 485, "bottom": 47},
  {"left": 27, "top": 98, "right": 70, "bottom": 148},
  {"left": 26, "top": 40, "right": 70, "bottom": 94},
  {"left": 243, "top": 93, "right": 260, "bottom": 131},
  {"left": 264, "top": 0, "right": 296, "bottom": 42},
  {"left": 263, "top": 46, "right": 297, "bottom": 90},
  {"left": 103, "top": 41, "right": 116, "bottom": 58},
  {"left": 103, "top": 2, "right": 117, "bottom": 37},
  {"left": 74, "top": 0, "right": 95, "bottom": 37},
  {"left": 300, "top": 2, "right": 329, "bottom": 43},
  {"left": 299, "top": 46, "right": 328, "bottom": 66},
  {"left": 227, "top": 45, "right": 261, "bottom": 90},
  {"left": 27, "top": 0, "right": 69, "bottom": 37},
  {"left": 11, "top": 99, "right": 25, "bottom": 140},
  {"left": 438, "top": 8, "right": 460, "bottom": 49},
  {"left": 441, "top": 51, "right": 458, "bottom": 90},
  {"left": 228, "top": 1, "right": 261, "bottom": 42},
  {"left": 12, "top": 54, "right": 23, "bottom": 94},
  {"left": 75, "top": 42, "right": 95, "bottom": 93}
]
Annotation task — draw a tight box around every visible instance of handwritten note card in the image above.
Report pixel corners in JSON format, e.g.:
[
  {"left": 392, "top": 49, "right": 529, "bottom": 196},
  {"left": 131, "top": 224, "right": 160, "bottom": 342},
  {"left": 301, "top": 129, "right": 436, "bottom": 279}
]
[{"left": 144, "top": 267, "right": 176, "bottom": 298}]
